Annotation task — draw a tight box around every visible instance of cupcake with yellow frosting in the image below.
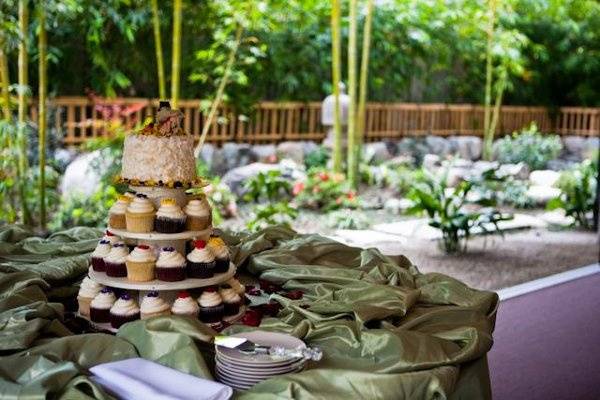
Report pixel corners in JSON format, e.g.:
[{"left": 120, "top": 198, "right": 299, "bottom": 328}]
[
  {"left": 108, "top": 195, "right": 131, "bottom": 229},
  {"left": 155, "top": 246, "right": 186, "bottom": 281},
  {"left": 140, "top": 291, "right": 171, "bottom": 319},
  {"left": 155, "top": 198, "right": 186, "bottom": 233},
  {"left": 104, "top": 243, "right": 129, "bottom": 277},
  {"left": 207, "top": 234, "right": 230, "bottom": 273},
  {"left": 125, "top": 194, "right": 155, "bottom": 233},
  {"left": 171, "top": 291, "right": 199, "bottom": 317},
  {"left": 226, "top": 277, "right": 246, "bottom": 297},
  {"left": 198, "top": 287, "right": 224, "bottom": 323},
  {"left": 110, "top": 293, "right": 140, "bottom": 328},
  {"left": 77, "top": 276, "right": 104, "bottom": 317},
  {"left": 219, "top": 285, "right": 243, "bottom": 316},
  {"left": 125, "top": 244, "right": 156, "bottom": 282},
  {"left": 186, "top": 240, "right": 215, "bottom": 279},
  {"left": 184, "top": 196, "right": 212, "bottom": 231}
]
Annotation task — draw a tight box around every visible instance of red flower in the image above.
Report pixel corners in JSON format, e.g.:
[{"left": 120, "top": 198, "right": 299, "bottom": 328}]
[
  {"left": 335, "top": 196, "right": 343, "bottom": 205},
  {"left": 318, "top": 172, "right": 329, "bottom": 182},
  {"left": 346, "top": 191, "right": 356, "bottom": 200},
  {"left": 259, "top": 279, "right": 282, "bottom": 294},
  {"left": 283, "top": 290, "right": 304, "bottom": 300},
  {"left": 292, "top": 181, "right": 305, "bottom": 196},
  {"left": 241, "top": 309, "right": 263, "bottom": 327}
]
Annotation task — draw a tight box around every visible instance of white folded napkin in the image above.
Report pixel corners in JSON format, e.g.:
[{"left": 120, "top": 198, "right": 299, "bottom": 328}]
[{"left": 90, "top": 358, "right": 233, "bottom": 400}]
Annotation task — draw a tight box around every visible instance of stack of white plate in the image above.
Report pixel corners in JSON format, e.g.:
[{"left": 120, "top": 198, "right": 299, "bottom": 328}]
[{"left": 215, "top": 331, "right": 306, "bottom": 391}]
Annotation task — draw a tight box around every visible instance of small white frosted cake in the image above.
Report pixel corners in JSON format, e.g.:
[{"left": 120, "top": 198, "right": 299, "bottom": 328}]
[{"left": 119, "top": 102, "right": 199, "bottom": 188}]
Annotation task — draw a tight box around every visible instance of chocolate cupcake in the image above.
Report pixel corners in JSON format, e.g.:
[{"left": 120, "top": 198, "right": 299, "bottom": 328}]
[
  {"left": 155, "top": 198, "right": 186, "bottom": 233},
  {"left": 198, "top": 287, "right": 224, "bottom": 323},
  {"left": 109, "top": 293, "right": 140, "bottom": 329},
  {"left": 77, "top": 276, "right": 104, "bottom": 317},
  {"left": 90, "top": 288, "right": 116, "bottom": 323},
  {"left": 171, "top": 291, "right": 199, "bottom": 317},
  {"left": 219, "top": 285, "right": 243, "bottom": 316},
  {"left": 207, "top": 234, "right": 230, "bottom": 273},
  {"left": 108, "top": 195, "right": 131, "bottom": 229},
  {"left": 125, "top": 194, "right": 155, "bottom": 233},
  {"left": 226, "top": 277, "right": 246, "bottom": 297},
  {"left": 140, "top": 291, "right": 171, "bottom": 319},
  {"left": 91, "top": 240, "right": 112, "bottom": 272},
  {"left": 155, "top": 247, "right": 186, "bottom": 281},
  {"left": 186, "top": 240, "right": 215, "bottom": 279},
  {"left": 184, "top": 196, "right": 212, "bottom": 231},
  {"left": 104, "top": 243, "right": 129, "bottom": 277}
]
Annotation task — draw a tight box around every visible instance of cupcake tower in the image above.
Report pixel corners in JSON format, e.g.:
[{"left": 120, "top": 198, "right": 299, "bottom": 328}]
[{"left": 78, "top": 102, "right": 245, "bottom": 331}]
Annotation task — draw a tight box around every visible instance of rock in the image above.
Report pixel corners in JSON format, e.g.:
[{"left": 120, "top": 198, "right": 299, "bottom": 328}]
[
  {"left": 60, "top": 150, "right": 111, "bottom": 198},
  {"left": 221, "top": 163, "right": 280, "bottom": 196},
  {"left": 383, "top": 198, "right": 412, "bottom": 214},
  {"left": 198, "top": 143, "right": 215, "bottom": 170},
  {"left": 422, "top": 154, "right": 441, "bottom": 171},
  {"left": 277, "top": 141, "right": 305, "bottom": 165},
  {"left": 425, "top": 136, "right": 453, "bottom": 156},
  {"left": 446, "top": 166, "right": 470, "bottom": 187},
  {"left": 529, "top": 170, "right": 560, "bottom": 187},
  {"left": 383, "top": 155, "right": 414, "bottom": 168},
  {"left": 300, "top": 141, "right": 319, "bottom": 157},
  {"left": 212, "top": 143, "right": 258, "bottom": 175},
  {"left": 546, "top": 159, "right": 575, "bottom": 171},
  {"left": 363, "top": 142, "right": 393, "bottom": 164},
  {"left": 251, "top": 144, "right": 277, "bottom": 162},
  {"left": 526, "top": 185, "right": 561, "bottom": 204},
  {"left": 585, "top": 137, "right": 599, "bottom": 158},
  {"left": 472, "top": 160, "right": 499, "bottom": 175},
  {"left": 497, "top": 162, "right": 530, "bottom": 180},
  {"left": 449, "top": 136, "right": 482, "bottom": 160},
  {"left": 396, "top": 137, "right": 429, "bottom": 165},
  {"left": 562, "top": 136, "right": 588, "bottom": 160},
  {"left": 53, "top": 148, "right": 79, "bottom": 172}
]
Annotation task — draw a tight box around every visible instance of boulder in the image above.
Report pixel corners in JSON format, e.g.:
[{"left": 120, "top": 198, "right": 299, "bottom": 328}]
[
  {"left": 251, "top": 144, "right": 277, "bottom": 162},
  {"left": 363, "top": 142, "right": 393, "bottom": 164},
  {"left": 472, "top": 160, "right": 499, "bottom": 175},
  {"left": 526, "top": 185, "right": 561, "bottom": 204},
  {"left": 396, "top": 137, "right": 429, "bottom": 165},
  {"left": 198, "top": 143, "right": 215, "bottom": 171},
  {"left": 422, "top": 154, "right": 441, "bottom": 171},
  {"left": 425, "top": 136, "right": 453, "bottom": 156},
  {"left": 529, "top": 170, "right": 560, "bottom": 187},
  {"left": 212, "top": 143, "right": 258, "bottom": 175},
  {"left": 221, "top": 163, "right": 280, "bottom": 196},
  {"left": 497, "top": 162, "right": 530, "bottom": 180},
  {"left": 277, "top": 141, "right": 305, "bottom": 165},
  {"left": 449, "top": 136, "right": 482, "bottom": 160},
  {"left": 60, "top": 150, "right": 111, "bottom": 198},
  {"left": 383, "top": 198, "right": 413, "bottom": 214},
  {"left": 53, "top": 148, "right": 79, "bottom": 172},
  {"left": 562, "top": 136, "right": 588, "bottom": 160},
  {"left": 300, "top": 141, "right": 319, "bottom": 157}
]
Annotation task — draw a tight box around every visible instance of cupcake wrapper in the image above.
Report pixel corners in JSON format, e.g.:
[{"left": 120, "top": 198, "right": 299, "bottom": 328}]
[
  {"left": 187, "top": 261, "right": 215, "bottom": 279},
  {"left": 126, "top": 260, "right": 156, "bottom": 282},
  {"left": 186, "top": 215, "right": 211, "bottom": 231},
  {"left": 108, "top": 213, "right": 127, "bottom": 230},
  {"left": 105, "top": 262, "right": 127, "bottom": 278},
  {"left": 156, "top": 266, "right": 186, "bottom": 282},
  {"left": 199, "top": 303, "right": 224, "bottom": 323},
  {"left": 90, "top": 307, "right": 111, "bottom": 323},
  {"left": 91, "top": 257, "right": 106, "bottom": 272},
  {"left": 214, "top": 258, "right": 230, "bottom": 273},
  {"left": 125, "top": 211, "right": 155, "bottom": 233},
  {"left": 141, "top": 310, "right": 171, "bottom": 320},
  {"left": 77, "top": 296, "right": 93, "bottom": 317},
  {"left": 224, "top": 301, "right": 241, "bottom": 317},
  {"left": 110, "top": 312, "right": 140, "bottom": 329},
  {"left": 155, "top": 217, "right": 187, "bottom": 233}
]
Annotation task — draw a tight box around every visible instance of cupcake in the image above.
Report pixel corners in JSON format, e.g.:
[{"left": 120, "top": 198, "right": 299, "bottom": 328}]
[
  {"left": 155, "top": 198, "right": 186, "bottom": 233},
  {"left": 104, "top": 243, "right": 129, "bottom": 277},
  {"left": 125, "top": 245, "right": 156, "bottom": 282},
  {"left": 77, "top": 276, "right": 104, "bottom": 317},
  {"left": 186, "top": 240, "right": 215, "bottom": 279},
  {"left": 89, "top": 288, "right": 116, "bottom": 323},
  {"left": 91, "top": 240, "right": 112, "bottom": 272},
  {"left": 198, "top": 287, "right": 224, "bottom": 323},
  {"left": 184, "top": 196, "right": 212, "bottom": 231},
  {"left": 110, "top": 293, "right": 140, "bottom": 329},
  {"left": 140, "top": 291, "right": 171, "bottom": 319},
  {"left": 125, "top": 194, "right": 156, "bottom": 233},
  {"left": 155, "top": 247, "right": 186, "bottom": 281},
  {"left": 226, "top": 277, "right": 246, "bottom": 297},
  {"left": 171, "top": 291, "right": 200, "bottom": 317},
  {"left": 207, "top": 234, "right": 230, "bottom": 273},
  {"left": 108, "top": 195, "right": 131, "bottom": 229},
  {"left": 102, "top": 230, "right": 120, "bottom": 245},
  {"left": 219, "top": 285, "right": 243, "bottom": 316}
]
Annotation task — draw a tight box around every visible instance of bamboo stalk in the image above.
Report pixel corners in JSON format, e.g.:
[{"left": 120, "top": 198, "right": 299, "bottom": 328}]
[
  {"left": 38, "top": 4, "right": 47, "bottom": 229},
  {"left": 347, "top": 0, "right": 358, "bottom": 187},
  {"left": 488, "top": 73, "right": 507, "bottom": 140},
  {"left": 18, "top": 0, "right": 31, "bottom": 225},
  {"left": 194, "top": 24, "right": 243, "bottom": 157},
  {"left": 170, "top": 0, "right": 182, "bottom": 108},
  {"left": 0, "top": 47, "right": 10, "bottom": 120},
  {"left": 151, "top": 0, "right": 166, "bottom": 99},
  {"left": 482, "top": 0, "right": 497, "bottom": 160},
  {"left": 356, "top": 0, "right": 374, "bottom": 168},
  {"left": 331, "top": 0, "right": 343, "bottom": 173}
]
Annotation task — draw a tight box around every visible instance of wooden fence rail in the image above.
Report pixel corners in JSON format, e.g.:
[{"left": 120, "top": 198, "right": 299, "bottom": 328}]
[{"left": 29, "top": 97, "right": 600, "bottom": 145}]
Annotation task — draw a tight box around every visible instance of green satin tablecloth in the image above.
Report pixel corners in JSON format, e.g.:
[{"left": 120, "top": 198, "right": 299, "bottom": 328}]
[{"left": 0, "top": 225, "right": 497, "bottom": 399}]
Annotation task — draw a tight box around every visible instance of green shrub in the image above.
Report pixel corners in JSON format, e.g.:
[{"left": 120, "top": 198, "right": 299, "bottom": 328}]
[
  {"left": 246, "top": 202, "right": 298, "bottom": 232},
  {"left": 469, "top": 167, "right": 533, "bottom": 209},
  {"left": 293, "top": 168, "right": 358, "bottom": 211},
  {"left": 547, "top": 159, "right": 597, "bottom": 229},
  {"left": 304, "top": 146, "right": 330, "bottom": 171},
  {"left": 50, "top": 184, "right": 119, "bottom": 230},
  {"left": 326, "top": 210, "right": 370, "bottom": 230},
  {"left": 193, "top": 177, "right": 237, "bottom": 226},
  {"left": 243, "top": 170, "right": 291, "bottom": 203},
  {"left": 494, "top": 123, "right": 562, "bottom": 170},
  {"left": 360, "top": 163, "right": 415, "bottom": 195}
]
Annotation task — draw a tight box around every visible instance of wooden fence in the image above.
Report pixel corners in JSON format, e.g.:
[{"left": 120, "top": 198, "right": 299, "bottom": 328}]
[{"left": 29, "top": 97, "right": 600, "bottom": 145}]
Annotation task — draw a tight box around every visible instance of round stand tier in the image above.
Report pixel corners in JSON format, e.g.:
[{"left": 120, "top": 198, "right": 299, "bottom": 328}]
[
  {"left": 88, "top": 262, "right": 236, "bottom": 291},
  {"left": 107, "top": 227, "right": 211, "bottom": 241}
]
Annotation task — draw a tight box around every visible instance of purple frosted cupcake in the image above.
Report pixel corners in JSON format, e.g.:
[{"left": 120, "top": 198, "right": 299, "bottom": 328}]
[
  {"left": 156, "top": 247, "right": 187, "bottom": 282},
  {"left": 155, "top": 198, "right": 186, "bottom": 233},
  {"left": 109, "top": 293, "right": 140, "bottom": 329},
  {"left": 219, "top": 285, "right": 243, "bottom": 316},
  {"left": 198, "top": 287, "right": 224, "bottom": 323},
  {"left": 89, "top": 288, "right": 116, "bottom": 323},
  {"left": 104, "top": 243, "right": 129, "bottom": 277},
  {"left": 186, "top": 240, "right": 215, "bottom": 279},
  {"left": 91, "top": 240, "right": 111, "bottom": 272}
]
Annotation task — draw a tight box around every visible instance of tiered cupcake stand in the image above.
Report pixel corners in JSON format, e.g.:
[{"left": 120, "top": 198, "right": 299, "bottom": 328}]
[{"left": 80, "top": 187, "right": 245, "bottom": 333}]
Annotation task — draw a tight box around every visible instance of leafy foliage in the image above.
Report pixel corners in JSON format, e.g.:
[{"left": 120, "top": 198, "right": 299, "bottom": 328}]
[
  {"left": 494, "top": 123, "right": 562, "bottom": 169},
  {"left": 469, "top": 167, "right": 533, "bottom": 208},
  {"left": 326, "top": 210, "right": 369, "bottom": 230},
  {"left": 49, "top": 183, "right": 118, "bottom": 230},
  {"left": 407, "top": 170, "right": 512, "bottom": 253},
  {"left": 242, "top": 170, "right": 296, "bottom": 231},
  {"left": 293, "top": 168, "right": 358, "bottom": 211},
  {"left": 246, "top": 202, "right": 298, "bottom": 232},
  {"left": 304, "top": 146, "right": 330, "bottom": 171},
  {"left": 360, "top": 163, "right": 415, "bottom": 195},
  {"left": 243, "top": 170, "right": 291, "bottom": 203},
  {"left": 200, "top": 177, "right": 238, "bottom": 226},
  {"left": 547, "top": 159, "right": 598, "bottom": 229}
]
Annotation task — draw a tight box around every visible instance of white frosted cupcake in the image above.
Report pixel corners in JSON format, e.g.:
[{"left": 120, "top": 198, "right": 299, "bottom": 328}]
[
  {"left": 102, "top": 231, "right": 120, "bottom": 245},
  {"left": 110, "top": 293, "right": 140, "bottom": 329},
  {"left": 77, "top": 276, "right": 104, "bottom": 317},
  {"left": 155, "top": 198, "right": 186, "bottom": 233},
  {"left": 104, "top": 243, "right": 129, "bottom": 278},
  {"left": 184, "top": 196, "right": 212, "bottom": 231},
  {"left": 186, "top": 240, "right": 215, "bottom": 279},
  {"left": 125, "top": 245, "right": 156, "bottom": 282},
  {"left": 171, "top": 291, "right": 200, "bottom": 317},
  {"left": 198, "top": 287, "right": 224, "bottom": 323},
  {"left": 90, "top": 288, "right": 116, "bottom": 323},
  {"left": 108, "top": 195, "right": 131, "bottom": 229},
  {"left": 125, "top": 194, "right": 155, "bottom": 233},
  {"left": 219, "top": 286, "right": 242, "bottom": 316},
  {"left": 155, "top": 246, "right": 186, "bottom": 281},
  {"left": 91, "top": 240, "right": 112, "bottom": 272},
  {"left": 226, "top": 277, "right": 245, "bottom": 297},
  {"left": 140, "top": 291, "right": 171, "bottom": 319}
]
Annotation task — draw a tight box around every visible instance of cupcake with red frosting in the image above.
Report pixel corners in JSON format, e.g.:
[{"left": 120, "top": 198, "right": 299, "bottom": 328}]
[
  {"left": 186, "top": 240, "right": 215, "bottom": 279},
  {"left": 126, "top": 244, "right": 156, "bottom": 282},
  {"left": 198, "top": 287, "right": 224, "bottom": 323},
  {"left": 155, "top": 247, "right": 186, "bottom": 281},
  {"left": 171, "top": 291, "right": 199, "bottom": 317}
]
